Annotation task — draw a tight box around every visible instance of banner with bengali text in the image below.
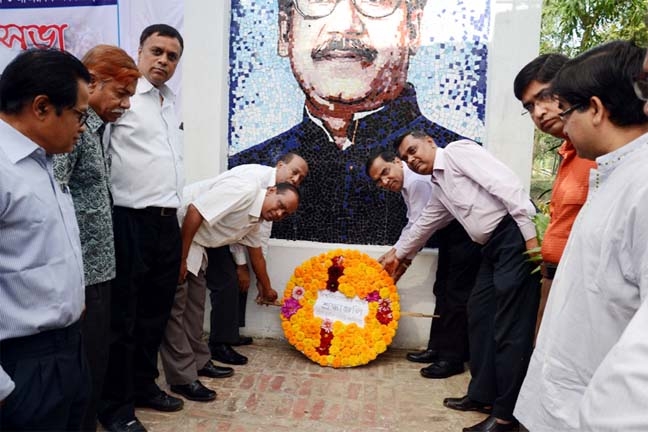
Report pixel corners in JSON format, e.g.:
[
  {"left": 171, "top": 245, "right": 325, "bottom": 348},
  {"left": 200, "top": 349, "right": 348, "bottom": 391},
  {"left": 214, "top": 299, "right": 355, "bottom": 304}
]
[
  {"left": 0, "top": 0, "right": 184, "bottom": 110},
  {"left": 0, "top": 0, "right": 119, "bottom": 69}
]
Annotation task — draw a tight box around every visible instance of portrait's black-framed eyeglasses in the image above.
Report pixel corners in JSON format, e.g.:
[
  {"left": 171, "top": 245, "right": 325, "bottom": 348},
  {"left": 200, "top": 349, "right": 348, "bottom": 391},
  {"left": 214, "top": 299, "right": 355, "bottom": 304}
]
[
  {"left": 71, "top": 107, "right": 89, "bottom": 126},
  {"left": 557, "top": 103, "right": 583, "bottom": 120},
  {"left": 293, "top": 0, "right": 402, "bottom": 20},
  {"left": 632, "top": 70, "right": 648, "bottom": 102}
]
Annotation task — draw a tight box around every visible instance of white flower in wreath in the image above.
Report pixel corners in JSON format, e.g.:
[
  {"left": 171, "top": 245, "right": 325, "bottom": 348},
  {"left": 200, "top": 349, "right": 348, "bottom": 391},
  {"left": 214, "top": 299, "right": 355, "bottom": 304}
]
[{"left": 292, "top": 286, "right": 305, "bottom": 300}]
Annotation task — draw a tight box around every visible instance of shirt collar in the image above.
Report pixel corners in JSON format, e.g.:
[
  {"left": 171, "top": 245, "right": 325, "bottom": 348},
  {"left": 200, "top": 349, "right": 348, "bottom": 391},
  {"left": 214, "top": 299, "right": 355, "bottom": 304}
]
[
  {"left": 432, "top": 146, "right": 446, "bottom": 175},
  {"left": 304, "top": 106, "right": 383, "bottom": 150},
  {"left": 558, "top": 139, "right": 576, "bottom": 158},
  {"left": 0, "top": 117, "right": 44, "bottom": 164},
  {"left": 595, "top": 131, "right": 648, "bottom": 174},
  {"left": 302, "top": 83, "right": 421, "bottom": 149},
  {"left": 85, "top": 107, "right": 105, "bottom": 134},
  {"left": 269, "top": 167, "right": 277, "bottom": 187},
  {"left": 136, "top": 77, "right": 176, "bottom": 103},
  {"left": 248, "top": 187, "right": 267, "bottom": 220}
]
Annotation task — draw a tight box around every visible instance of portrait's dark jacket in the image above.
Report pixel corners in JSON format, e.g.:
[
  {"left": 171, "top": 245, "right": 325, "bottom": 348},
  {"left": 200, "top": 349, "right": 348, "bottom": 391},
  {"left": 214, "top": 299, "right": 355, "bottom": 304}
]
[{"left": 229, "top": 84, "right": 468, "bottom": 245}]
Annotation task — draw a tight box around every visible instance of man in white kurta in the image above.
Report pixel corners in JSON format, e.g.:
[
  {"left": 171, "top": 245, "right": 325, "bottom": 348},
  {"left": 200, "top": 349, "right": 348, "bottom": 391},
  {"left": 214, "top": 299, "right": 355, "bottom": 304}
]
[{"left": 515, "top": 40, "right": 648, "bottom": 432}]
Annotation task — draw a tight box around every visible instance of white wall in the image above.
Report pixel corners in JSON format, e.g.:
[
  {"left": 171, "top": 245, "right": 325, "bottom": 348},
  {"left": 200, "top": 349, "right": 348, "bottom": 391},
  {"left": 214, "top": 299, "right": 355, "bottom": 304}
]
[
  {"left": 182, "top": 1, "right": 230, "bottom": 183},
  {"left": 485, "top": 0, "right": 543, "bottom": 190},
  {"left": 183, "top": 0, "right": 542, "bottom": 349}
]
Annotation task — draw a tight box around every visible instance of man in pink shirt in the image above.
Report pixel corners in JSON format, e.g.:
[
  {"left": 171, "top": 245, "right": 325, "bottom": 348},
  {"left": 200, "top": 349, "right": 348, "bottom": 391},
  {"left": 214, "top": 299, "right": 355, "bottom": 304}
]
[{"left": 383, "top": 131, "right": 540, "bottom": 432}]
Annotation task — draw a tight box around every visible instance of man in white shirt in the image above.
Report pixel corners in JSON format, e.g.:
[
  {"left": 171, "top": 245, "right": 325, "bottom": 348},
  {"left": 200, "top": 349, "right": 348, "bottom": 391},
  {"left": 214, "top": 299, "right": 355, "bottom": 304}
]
[
  {"left": 382, "top": 130, "right": 539, "bottom": 432},
  {"left": 224, "top": 153, "right": 309, "bottom": 349},
  {"left": 366, "top": 150, "right": 481, "bottom": 379},
  {"left": 99, "top": 24, "right": 185, "bottom": 432},
  {"left": 159, "top": 176, "right": 300, "bottom": 403},
  {"left": 515, "top": 40, "right": 648, "bottom": 432}
]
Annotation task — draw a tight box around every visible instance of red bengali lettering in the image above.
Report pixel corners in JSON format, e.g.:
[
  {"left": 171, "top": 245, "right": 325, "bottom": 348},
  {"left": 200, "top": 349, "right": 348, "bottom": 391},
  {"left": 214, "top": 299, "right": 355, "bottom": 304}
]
[{"left": 0, "top": 23, "right": 69, "bottom": 50}]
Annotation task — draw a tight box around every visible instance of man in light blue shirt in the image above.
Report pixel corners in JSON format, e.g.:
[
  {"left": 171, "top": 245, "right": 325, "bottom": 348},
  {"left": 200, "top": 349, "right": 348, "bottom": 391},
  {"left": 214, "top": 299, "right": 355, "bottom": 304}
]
[{"left": 0, "top": 49, "right": 90, "bottom": 431}]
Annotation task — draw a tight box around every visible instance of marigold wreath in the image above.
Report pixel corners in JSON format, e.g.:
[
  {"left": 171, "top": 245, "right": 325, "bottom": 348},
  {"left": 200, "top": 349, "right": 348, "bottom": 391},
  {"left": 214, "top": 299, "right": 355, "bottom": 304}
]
[{"left": 280, "top": 249, "right": 400, "bottom": 367}]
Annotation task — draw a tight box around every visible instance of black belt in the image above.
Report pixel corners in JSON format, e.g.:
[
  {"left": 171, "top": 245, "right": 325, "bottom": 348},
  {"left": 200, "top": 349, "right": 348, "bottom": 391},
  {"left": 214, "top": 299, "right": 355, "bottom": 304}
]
[
  {"left": 138, "top": 206, "right": 177, "bottom": 217},
  {"left": 541, "top": 262, "right": 558, "bottom": 280}
]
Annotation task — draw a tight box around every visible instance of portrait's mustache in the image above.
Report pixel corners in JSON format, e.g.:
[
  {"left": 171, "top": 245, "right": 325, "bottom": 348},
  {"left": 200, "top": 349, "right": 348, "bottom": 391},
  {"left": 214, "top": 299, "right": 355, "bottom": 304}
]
[{"left": 312, "top": 37, "right": 378, "bottom": 62}]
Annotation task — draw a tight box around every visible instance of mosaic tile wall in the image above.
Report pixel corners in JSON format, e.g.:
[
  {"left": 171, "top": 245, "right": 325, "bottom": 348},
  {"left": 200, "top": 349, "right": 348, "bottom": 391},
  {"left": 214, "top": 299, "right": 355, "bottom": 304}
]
[{"left": 228, "top": 0, "right": 490, "bottom": 245}]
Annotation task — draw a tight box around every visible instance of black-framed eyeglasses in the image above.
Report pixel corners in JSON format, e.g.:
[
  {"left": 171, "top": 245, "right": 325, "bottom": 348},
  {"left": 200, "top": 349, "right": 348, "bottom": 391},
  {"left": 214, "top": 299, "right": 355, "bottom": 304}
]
[
  {"left": 71, "top": 107, "right": 89, "bottom": 126},
  {"left": 293, "top": 0, "right": 402, "bottom": 20},
  {"left": 557, "top": 103, "right": 583, "bottom": 120},
  {"left": 521, "top": 88, "right": 556, "bottom": 116},
  {"left": 632, "top": 70, "right": 648, "bottom": 102}
]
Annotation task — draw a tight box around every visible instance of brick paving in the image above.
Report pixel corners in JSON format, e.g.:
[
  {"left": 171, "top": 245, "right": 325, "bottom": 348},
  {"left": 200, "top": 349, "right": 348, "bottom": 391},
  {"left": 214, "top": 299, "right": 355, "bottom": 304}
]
[{"left": 130, "top": 338, "right": 487, "bottom": 432}]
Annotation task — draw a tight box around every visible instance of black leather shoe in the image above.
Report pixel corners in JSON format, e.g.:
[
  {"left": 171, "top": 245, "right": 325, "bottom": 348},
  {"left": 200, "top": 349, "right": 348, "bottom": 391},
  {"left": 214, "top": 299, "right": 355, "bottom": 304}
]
[
  {"left": 198, "top": 361, "right": 234, "bottom": 378},
  {"left": 406, "top": 349, "right": 438, "bottom": 363},
  {"left": 170, "top": 380, "right": 216, "bottom": 402},
  {"left": 211, "top": 344, "right": 248, "bottom": 365},
  {"left": 463, "top": 416, "right": 519, "bottom": 432},
  {"left": 102, "top": 417, "right": 147, "bottom": 432},
  {"left": 231, "top": 336, "right": 253, "bottom": 346},
  {"left": 420, "top": 360, "right": 464, "bottom": 379},
  {"left": 443, "top": 395, "right": 492, "bottom": 414},
  {"left": 135, "top": 391, "right": 184, "bottom": 412}
]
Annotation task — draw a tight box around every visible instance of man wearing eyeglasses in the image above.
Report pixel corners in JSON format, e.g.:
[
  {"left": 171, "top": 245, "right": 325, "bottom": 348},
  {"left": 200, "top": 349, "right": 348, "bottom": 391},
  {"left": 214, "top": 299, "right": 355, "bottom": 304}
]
[
  {"left": 53, "top": 45, "right": 140, "bottom": 432},
  {"left": 230, "top": 0, "right": 468, "bottom": 245},
  {"left": 0, "top": 49, "right": 91, "bottom": 431},
  {"left": 515, "top": 40, "right": 648, "bottom": 432},
  {"left": 513, "top": 54, "right": 596, "bottom": 340}
]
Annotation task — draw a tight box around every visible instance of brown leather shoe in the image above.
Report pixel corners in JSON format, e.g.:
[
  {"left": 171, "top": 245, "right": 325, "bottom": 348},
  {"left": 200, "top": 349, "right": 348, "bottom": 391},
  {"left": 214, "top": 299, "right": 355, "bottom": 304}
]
[
  {"left": 463, "top": 416, "right": 519, "bottom": 432},
  {"left": 443, "top": 395, "right": 492, "bottom": 414}
]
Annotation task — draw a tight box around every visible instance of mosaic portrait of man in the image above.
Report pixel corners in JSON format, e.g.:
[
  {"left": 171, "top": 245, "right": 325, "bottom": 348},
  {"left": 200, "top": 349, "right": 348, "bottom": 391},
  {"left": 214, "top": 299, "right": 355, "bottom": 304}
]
[{"left": 228, "top": 0, "right": 489, "bottom": 245}]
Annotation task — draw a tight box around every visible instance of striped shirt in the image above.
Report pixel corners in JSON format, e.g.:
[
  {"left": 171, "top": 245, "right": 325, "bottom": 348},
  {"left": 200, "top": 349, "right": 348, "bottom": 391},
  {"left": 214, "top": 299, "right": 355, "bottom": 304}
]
[{"left": 0, "top": 119, "right": 84, "bottom": 400}]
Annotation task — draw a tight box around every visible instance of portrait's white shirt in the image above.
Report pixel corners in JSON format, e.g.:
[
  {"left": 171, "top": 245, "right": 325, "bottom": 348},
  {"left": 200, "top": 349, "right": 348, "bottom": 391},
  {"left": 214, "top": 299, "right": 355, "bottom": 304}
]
[
  {"left": 178, "top": 171, "right": 266, "bottom": 275},
  {"left": 109, "top": 77, "right": 184, "bottom": 208},
  {"left": 305, "top": 105, "right": 382, "bottom": 150},
  {"left": 225, "top": 164, "right": 276, "bottom": 264},
  {"left": 515, "top": 132, "right": 648, "bottom": 432},
  {"left": 394, "top": 163, "right": 433, "bottom": 258},
  {"left": 395, "top": 140, "right": 535, "bottom": 259}
]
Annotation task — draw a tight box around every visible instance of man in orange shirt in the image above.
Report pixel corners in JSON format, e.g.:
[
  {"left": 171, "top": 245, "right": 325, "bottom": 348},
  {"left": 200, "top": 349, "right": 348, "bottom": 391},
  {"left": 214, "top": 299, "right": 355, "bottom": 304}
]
[{"left": 514, "top": 54, "right": 596, "bottom": 336}]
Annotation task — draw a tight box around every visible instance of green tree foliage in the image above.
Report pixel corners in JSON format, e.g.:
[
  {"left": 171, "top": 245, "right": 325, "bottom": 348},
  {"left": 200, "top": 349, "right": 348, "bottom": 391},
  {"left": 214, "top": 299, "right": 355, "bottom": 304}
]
[{"left": 540, "top": 0, "right": 648, "bottom": 56}]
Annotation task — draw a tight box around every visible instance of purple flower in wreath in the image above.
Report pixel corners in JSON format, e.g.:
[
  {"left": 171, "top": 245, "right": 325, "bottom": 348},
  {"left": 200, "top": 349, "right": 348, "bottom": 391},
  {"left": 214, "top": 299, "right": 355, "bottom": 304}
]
[
  {"left": 364, "top": 290, "right": 380, "bottom": 302},
  {"left": 281, "top": 297, "right": 302, "bottom": 319}
]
